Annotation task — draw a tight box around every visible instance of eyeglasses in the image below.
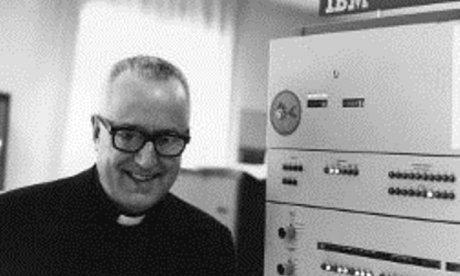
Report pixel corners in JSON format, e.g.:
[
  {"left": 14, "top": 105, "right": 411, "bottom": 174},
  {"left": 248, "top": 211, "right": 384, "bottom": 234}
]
[{"left": 94, "top": 115, "right": 190, "bottom": 157}]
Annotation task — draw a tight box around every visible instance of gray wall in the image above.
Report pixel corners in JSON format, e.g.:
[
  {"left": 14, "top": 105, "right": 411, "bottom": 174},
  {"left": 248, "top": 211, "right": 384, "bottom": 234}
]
[{"left": 0, "top": 0, "right": 81, "bottom": 190}]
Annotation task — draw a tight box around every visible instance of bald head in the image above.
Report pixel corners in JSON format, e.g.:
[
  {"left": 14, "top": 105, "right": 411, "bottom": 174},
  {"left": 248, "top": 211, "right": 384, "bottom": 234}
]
[{"left": 98, "top": 55, "right": 190, "bottom": 119}]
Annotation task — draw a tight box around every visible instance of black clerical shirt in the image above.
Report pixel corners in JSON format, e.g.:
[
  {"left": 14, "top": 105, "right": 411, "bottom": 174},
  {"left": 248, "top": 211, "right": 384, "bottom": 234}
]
[{"left": 0, "top": 166, "right": 236, "bottom": 275}]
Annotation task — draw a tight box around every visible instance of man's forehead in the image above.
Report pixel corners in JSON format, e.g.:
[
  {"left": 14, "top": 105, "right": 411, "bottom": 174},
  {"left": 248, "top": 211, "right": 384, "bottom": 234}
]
[
  {"left": 109, "top": 70, "right": 188, "bottom": 101},
  {"left": 100, "top": 72, "right": 189, "bottom": 131},
  {"left": 101, "top": 72, "right": 188, "bottom": 111}
]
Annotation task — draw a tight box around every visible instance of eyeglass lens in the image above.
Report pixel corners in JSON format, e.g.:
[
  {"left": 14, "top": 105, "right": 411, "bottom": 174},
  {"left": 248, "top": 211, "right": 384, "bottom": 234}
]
[{"left": 113, "top": 129, "right": 185, "bottom": 156}]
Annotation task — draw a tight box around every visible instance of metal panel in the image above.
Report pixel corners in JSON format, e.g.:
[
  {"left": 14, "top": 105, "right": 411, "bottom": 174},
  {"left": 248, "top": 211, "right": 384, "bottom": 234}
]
[
  {"left": 268, "top": 21, "right": 460, "bottom": 155},
  {"left": 267, "top": 149, "right": 460, "bottom": 222},
  {"left": 265, "top": 203, "right": 460, "bottom": 276},
  {"left": 265, "top": 20, "right": 460, "bottom": 276}
]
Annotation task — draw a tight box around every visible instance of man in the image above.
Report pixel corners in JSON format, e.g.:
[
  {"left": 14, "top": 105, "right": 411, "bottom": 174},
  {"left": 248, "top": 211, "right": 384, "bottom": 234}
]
[{"left": 0, "top": 55, "right": 236, "bottom": 275}]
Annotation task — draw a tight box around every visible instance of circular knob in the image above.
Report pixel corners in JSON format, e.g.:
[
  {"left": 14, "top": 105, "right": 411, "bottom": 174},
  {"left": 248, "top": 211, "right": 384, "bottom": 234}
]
[
  {"left": 277, "top": 261, "right": 295, "bottom": 275},
  {"left": 278, "top": 227, "right": 286, "bottom": 239},
  {"left": 278, "top": 225, "right": 296, "bottom": 241}
]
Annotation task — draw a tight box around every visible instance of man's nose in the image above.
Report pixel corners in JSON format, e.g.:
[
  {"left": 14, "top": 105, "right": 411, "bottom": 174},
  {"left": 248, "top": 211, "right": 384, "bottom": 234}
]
[{"left": 134, "top": 141, "right": 159, "bottom": 168}]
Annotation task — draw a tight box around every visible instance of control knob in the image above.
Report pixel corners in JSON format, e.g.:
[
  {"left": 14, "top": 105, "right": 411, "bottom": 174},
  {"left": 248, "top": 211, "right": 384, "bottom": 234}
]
[
  {"left": 278, "top": 224, "right": 297, "bottom": 241},
  {"left": 277, "top": 260, "right": 295, "bottom": 275}
]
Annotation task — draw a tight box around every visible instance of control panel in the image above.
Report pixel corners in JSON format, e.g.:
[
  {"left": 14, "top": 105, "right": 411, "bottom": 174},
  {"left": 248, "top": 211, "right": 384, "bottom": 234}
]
[
  {"left": 265, "top": 20, "right": 460, "bottom": 276},
  {"left": 265, "top": 204, "right": 460, "bottom": 275},
  {"left": 267, "top": 150, "right": 460, "bottom": 222}
]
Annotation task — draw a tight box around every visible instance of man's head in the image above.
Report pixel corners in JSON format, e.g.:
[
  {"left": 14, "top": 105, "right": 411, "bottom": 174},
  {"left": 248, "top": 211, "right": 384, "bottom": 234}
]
[{"left": 92, "top": 55, "right": 190, "bottom": 214}]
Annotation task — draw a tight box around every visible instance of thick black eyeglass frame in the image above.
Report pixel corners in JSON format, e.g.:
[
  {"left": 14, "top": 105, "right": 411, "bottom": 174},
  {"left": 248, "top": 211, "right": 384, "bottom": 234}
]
[{"left": 94, "top": 115, "right": 190, "bottom": 157}]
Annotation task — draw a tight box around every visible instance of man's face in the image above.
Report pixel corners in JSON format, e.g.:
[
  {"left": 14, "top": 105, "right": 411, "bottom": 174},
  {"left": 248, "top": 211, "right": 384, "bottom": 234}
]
[{"left": 93, "top": 71, "right": 189, "bottom": 213}]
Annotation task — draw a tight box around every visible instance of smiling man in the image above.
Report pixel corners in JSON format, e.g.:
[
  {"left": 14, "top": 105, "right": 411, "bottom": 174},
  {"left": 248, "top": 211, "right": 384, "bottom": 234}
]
[{"left": 0, "top": 56, "right": 236, "bottom": 275}]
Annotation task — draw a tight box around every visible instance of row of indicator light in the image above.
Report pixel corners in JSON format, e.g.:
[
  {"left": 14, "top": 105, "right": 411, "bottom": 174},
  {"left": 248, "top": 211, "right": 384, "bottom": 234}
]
[
  {"left": 321, "top": 263, "right": 373, "bottom": 276},
  {"left": 387, "top": 187, "right": 455, "bottom": 200},
  {"left": 324, "top": 166, "right": 359, "bottom": 176},
  {"left": 282, "top": 164, "right": 304, "bottom": 172},
  {"left": 282, "top": 177, "right": 298, "bottom": 185},
  {"left": 279, "top": 262, "right": 402, "bottom": 276},
  {"left": 388, "top": 171, "right": 455, "bottom": 182}
]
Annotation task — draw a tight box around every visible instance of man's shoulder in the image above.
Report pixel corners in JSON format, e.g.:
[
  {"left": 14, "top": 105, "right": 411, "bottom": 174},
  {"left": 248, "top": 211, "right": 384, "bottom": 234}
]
[
  {"left": 162, "top": 193, "right": 231, "bottom": 234},
  {"left": 0, "top": 168, "right": 93, "bottom": 215}
]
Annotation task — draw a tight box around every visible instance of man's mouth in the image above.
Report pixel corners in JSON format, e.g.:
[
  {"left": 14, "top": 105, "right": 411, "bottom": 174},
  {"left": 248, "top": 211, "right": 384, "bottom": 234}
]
[{"left": 124, "top": 171, "right": 160, "bottom": 182}]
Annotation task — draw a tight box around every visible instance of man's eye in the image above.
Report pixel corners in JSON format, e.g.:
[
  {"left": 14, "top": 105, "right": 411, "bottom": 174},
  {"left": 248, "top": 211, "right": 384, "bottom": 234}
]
[
  {"left": 157, "top": 135, "right": 182, "bottom": 146},
  {"left": 117, "top": 130, "right": 138, "bottom": 141}
]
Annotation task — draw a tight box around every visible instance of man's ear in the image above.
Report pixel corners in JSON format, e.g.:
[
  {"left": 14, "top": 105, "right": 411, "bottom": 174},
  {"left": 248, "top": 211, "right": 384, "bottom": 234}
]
[{"left": 91, "top": 115, "right": 100, "bottom": 142}]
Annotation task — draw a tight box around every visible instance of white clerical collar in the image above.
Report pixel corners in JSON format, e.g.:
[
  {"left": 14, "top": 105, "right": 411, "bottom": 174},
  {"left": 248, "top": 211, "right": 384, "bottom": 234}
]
[{"left": 117, "top": 214, "right": 146, "bottom": 226}]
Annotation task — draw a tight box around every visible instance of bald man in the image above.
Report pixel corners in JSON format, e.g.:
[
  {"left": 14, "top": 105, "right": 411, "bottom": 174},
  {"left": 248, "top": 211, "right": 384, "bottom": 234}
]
[{"left": 0, "top": 56, "right": 236, "bottom": 275}]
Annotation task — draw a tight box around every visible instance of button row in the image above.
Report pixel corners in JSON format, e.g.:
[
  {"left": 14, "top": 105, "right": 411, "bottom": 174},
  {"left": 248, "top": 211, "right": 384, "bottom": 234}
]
[
  {"left": 388, "top": 171, "right": 455, "bottom": 182},
  {"left": 324, "top": 166, "right": 359, "bottom": 176},
  {"left": 282, "top": 177, "right": 298, "bottom": 185},
  {"left": 321, "top": 263, "right": 373, "bottom": 276},
  {"left": 282, "top": 164, "right": 303, "bottom": 172},
  {"left": 388, "top": 187, "right": 455, "bottom": 200}
]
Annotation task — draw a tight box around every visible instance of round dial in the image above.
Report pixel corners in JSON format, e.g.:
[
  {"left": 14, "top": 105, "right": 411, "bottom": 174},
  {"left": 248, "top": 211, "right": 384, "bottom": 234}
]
[{"left": 270, "top": 90, "right": 301, "bottom": 136}]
